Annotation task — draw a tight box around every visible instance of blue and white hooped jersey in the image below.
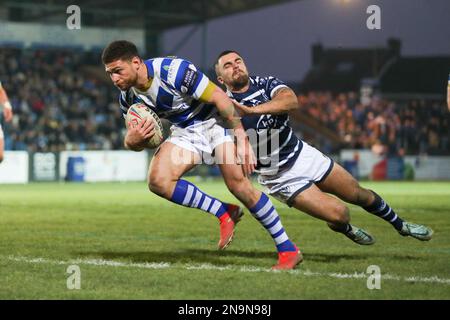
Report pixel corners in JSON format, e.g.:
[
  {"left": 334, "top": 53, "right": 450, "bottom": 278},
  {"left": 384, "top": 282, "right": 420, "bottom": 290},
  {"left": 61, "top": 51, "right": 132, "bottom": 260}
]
[
  {"left": 118, "top": 57, "right": 217, "bottom": 128},
  {"left": 227, "top": 76, "right": 303, "bottom": 174}
]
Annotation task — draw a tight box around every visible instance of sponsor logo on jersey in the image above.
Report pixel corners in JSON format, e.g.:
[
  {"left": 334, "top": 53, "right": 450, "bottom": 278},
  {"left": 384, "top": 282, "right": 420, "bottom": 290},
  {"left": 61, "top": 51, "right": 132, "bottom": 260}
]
[
  {"left": 256, "top": 115, "right": 276, "bottom": 130},
  {"left": 181, "top": 68, "right": 198, "bottom": 93}
]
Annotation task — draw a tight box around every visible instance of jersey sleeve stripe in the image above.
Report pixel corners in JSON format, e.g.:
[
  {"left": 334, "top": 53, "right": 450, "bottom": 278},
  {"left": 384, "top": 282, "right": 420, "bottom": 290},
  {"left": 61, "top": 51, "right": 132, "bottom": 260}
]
[
  {"left": 192, "top": 75, "right": 209, "bottom": 100},
  {"left": 269, "top": 85, "right": 288, "bottom": 99}
]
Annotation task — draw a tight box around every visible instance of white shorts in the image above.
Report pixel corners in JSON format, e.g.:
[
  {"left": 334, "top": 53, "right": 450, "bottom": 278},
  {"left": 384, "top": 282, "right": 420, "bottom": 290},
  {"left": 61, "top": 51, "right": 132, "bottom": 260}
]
[
  {"left": 257, "top": 142, "right": 334, "bottom": 206},
  {"left": 166, "top": 117, "right": 233, "bottom": 156},
  {"left": 0, "top": 124, "right": 3, "bottom": 139}
]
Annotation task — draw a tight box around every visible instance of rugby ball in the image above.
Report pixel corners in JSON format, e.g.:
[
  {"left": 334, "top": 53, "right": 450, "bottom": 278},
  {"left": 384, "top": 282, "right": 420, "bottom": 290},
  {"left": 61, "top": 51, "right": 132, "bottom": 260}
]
[{"left": 125, "top": 103, "right": 164, "bottom": 149}]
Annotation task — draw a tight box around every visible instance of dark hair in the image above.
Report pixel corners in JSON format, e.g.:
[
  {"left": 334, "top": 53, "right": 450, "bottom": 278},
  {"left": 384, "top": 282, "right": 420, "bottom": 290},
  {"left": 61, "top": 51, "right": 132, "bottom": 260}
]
[
  {"left": 102, "top": 40, "right": 140, "bottom": 64},
  {"left": 214, "top": 50, "right": 242, "bottom": 74}
]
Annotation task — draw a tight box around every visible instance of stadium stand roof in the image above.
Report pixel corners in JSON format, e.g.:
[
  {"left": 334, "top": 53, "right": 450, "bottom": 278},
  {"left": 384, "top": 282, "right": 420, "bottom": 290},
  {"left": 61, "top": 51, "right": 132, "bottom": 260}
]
[
  {"left": 299, "top": 38, "right": 450, "bottom": 96},
  {"left": 379, "top": 56, "right": 450, "bottom": 96},
  {"left": 300, "top": 39, "right": 401, "bottom": 93},
  {"left": 1, "top": 0, "right": 300, "bottom": 56},
  {"left": 1, "top": 0, "right": 298, "bottom": 29}
]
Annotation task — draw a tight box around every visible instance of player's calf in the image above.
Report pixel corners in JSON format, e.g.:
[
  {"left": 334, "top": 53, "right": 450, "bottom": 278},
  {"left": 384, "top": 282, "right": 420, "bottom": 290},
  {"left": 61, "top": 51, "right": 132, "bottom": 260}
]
[
  {"left": 350, "top": 185, "right": 375, "bottom": 207},
  {"left": 225, "top": 176, "right": 261, "bottom": 208}
]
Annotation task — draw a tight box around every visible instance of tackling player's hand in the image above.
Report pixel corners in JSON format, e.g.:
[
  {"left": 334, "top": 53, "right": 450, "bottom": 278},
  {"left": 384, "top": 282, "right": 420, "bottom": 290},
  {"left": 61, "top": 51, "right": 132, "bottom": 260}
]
[
  {"left": 3, "top": 107, "right": 13, "bottom": 122},
  {"left": 125, "top": 118, "right": 155, "bottom": 151},
  {"left": 231, "top": 100, "right": 253, "bottom": 116},
  {"left": 235, "top": 131, "right": 257, "bottom": 177}
]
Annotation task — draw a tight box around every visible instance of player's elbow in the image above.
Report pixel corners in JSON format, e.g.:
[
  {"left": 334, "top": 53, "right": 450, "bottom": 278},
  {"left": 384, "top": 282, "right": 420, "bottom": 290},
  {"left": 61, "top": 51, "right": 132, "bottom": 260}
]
[
  {"left": 288, "top": 97, "right": 299, "bottom": 112},
  {"left": 289, "top": 102, "right": 299, "bottom": 112}
]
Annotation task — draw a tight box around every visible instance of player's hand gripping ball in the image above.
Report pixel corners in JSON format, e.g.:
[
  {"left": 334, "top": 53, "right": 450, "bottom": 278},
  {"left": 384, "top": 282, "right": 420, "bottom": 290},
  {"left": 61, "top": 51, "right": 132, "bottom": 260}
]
[{"left": 125, "top": 103, "right": 164, "bottom": 149}]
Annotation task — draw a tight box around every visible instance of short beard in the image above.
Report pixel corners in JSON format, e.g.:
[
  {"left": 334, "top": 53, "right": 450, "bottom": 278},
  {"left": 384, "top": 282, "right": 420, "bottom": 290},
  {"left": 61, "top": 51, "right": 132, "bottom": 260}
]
[
  {"left": 121, "top": 73, "right": 139, "bottom": 91},
  {"left": 230, "top": 74, "right": 249, "bottom": 91}
]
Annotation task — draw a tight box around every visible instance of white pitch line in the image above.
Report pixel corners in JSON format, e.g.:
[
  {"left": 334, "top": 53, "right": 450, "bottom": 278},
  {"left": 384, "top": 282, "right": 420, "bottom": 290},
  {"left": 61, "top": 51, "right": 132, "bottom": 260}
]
[{"left": 6, "top": 255, "right": 450, "bottom": 285}]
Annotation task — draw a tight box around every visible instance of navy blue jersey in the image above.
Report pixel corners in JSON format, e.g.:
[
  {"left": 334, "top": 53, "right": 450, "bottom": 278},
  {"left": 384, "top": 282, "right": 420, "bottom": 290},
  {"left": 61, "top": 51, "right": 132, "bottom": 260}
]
[{"left": 227, "top": 76, "right": 302, "bottom": 175}]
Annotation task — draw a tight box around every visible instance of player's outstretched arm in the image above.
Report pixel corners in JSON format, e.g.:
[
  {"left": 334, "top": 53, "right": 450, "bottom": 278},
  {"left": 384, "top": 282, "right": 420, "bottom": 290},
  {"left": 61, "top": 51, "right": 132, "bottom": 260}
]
[
  {"left": 208, "top": 84, "right": 256, "bottom": 176},
  {"left": 233, "top": 87, "right": 298, "bottom": 116}
]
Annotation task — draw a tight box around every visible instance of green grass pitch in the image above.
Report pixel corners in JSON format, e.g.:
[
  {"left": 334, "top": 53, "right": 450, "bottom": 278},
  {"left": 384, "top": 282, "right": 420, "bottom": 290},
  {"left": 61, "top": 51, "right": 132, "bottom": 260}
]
[{"left": 0, "top": 180, "right": 449, "bottom": 299}]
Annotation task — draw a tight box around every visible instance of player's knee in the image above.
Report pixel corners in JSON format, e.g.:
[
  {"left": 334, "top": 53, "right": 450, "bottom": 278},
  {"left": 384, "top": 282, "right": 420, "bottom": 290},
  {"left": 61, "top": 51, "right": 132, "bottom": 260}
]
[
  {"left": 329, "top": 204, "right": 350, "bottom": 225},
  {"left": 148, "top": 172, "right": 170, "bottom": 196},
  {"left": 0, "top": 153, "right": 3, "bottom": 163}
]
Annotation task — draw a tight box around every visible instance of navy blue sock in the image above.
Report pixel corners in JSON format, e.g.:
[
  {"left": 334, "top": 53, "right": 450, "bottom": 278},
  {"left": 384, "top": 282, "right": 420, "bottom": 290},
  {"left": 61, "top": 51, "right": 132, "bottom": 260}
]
[
  {"left": 329, "top": 223, "right": 353, "bottom": 234},
  {"left": 363, "top": 191, "right": 404, "bottom": 231}
]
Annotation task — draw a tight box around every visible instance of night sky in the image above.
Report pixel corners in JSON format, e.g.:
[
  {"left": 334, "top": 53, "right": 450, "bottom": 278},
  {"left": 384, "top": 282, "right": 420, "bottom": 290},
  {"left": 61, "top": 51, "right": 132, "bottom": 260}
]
[{"left": 162, "top": 0, "right": 450, "bottom": 82}]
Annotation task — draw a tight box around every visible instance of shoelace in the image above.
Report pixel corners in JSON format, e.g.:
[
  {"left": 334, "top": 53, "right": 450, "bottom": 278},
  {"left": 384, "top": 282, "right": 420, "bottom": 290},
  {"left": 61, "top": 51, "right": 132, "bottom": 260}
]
[{"left": 355, "top": 229, "right": 368, "bottom": 239}]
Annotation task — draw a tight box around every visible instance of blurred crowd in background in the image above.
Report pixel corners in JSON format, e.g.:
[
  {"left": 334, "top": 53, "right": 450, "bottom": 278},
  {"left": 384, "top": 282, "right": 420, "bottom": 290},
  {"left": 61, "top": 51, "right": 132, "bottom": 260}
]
[
  {"left": 1, "top": 47, "right": 449, "bottom": 156},
  {"left": 0, "top": 48, "right": 124, "bottom": 152},
  {"left": 298, "top": 92, "right": 449, "bottom": 156}
]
